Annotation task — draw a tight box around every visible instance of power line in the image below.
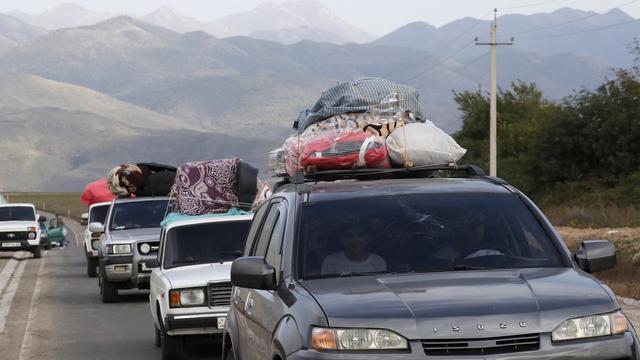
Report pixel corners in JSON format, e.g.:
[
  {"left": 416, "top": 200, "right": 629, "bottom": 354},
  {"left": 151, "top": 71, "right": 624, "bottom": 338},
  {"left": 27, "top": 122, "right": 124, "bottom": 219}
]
[
  {"left": 507, "top": 0, "right": 639, "bottom": 37},
  {"left": 501, "top": 0, "right": 563, "bottom": 10},
  {"left": 521, "top": 17, "right": 640, "bottom": 38}
]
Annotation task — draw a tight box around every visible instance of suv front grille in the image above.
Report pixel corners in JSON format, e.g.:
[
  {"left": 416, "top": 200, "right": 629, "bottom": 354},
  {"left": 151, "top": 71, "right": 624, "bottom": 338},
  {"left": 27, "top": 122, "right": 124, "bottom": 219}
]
[
  {"left": 422, "top": 333, "right": 540, "bottom": 356},
  {"left": 208, "top": 282, "right": 232, "bottom": 307},
  {"left": 0, "top": 231, "right": 29, "bottom": 241}
]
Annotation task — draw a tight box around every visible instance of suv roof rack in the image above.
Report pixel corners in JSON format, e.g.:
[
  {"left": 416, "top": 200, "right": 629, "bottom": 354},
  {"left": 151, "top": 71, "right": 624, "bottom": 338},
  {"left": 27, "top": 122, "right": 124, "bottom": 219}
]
[{"left": 288, "top": 164, "right": 485, "bottom": 184}]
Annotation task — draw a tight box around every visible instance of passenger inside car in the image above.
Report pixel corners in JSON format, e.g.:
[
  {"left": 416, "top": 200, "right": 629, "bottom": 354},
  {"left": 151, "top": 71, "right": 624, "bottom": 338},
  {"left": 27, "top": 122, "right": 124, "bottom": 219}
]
[{"left": 320, "top": 224, "right": 386, "bottom": 275}]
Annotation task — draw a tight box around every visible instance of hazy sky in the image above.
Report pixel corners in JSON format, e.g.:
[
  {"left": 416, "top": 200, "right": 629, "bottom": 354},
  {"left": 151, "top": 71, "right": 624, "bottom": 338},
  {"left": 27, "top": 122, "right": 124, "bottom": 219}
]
[{"left": 2, "top": 0, "right": 640, "bottom": 35}]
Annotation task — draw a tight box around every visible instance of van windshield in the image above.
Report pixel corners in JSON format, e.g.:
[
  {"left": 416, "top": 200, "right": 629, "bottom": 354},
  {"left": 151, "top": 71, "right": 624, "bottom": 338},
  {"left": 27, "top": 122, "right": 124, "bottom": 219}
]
[
  {"left": 163, "top": 220, "right": 251, "bottom": 269},
  {"left": 0, "top": 207, "right": 35, "bottom": 221},
  {"left": 297, "top": 193, "right": 565, "bottom": 279},
  {"left": 109, "top": 200, "right": 168, "bottom": 230}
]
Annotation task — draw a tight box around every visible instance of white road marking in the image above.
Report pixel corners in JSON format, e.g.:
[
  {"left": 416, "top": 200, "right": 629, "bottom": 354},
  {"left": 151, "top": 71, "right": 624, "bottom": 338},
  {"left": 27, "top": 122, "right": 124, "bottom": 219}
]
[
  {"left": 65, "top": 222, "right": 80, "bottom": 248},
  {"left": 0, "top": 259, "right": 27, "bottom": 333},
  {"left": 18, "top": 255, "right": 45, "bottom": 360},
  {"left": 0, "top": 259, "right": 19, "bottom": 297}
]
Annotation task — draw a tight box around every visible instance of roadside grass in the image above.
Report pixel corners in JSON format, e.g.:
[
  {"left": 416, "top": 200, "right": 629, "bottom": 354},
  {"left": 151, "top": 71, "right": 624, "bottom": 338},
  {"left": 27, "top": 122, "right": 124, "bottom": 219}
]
[
  {"left": 544, "top": 205, "right": 640, "bottom": 228},
  {"left": 558, "top": 227, "right": 640, "bottom": 299},
  {"left": 3, "top": 192, "right": 85, "bottom": 219}
]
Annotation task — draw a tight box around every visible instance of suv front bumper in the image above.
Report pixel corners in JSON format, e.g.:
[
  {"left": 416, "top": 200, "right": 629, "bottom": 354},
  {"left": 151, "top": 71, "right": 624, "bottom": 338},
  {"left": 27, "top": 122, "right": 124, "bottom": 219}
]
[
  {"left": 0, "top": 239, "right": 40, "bottom": 251},
  {"left": 288, "top": 333, "right": 639, "bottom": 360},
  {"left": 101, "top": 254, "right": 157, "bottom": 289}
]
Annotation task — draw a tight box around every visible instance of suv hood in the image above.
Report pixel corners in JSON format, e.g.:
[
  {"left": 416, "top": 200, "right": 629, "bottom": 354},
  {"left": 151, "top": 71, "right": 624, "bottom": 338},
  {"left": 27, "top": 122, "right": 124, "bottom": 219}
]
[
  {"left": 0, "top": 221, "right": 37, "bottom": 231},
  {"left": 108, "top": 228, "right": 161, "bottom": 243},
  {"left": 164, "top": 262, "right": 232, "bottom": 289},
  {"left": 303, "top": 268, "right": 617, "bottom": 340}
]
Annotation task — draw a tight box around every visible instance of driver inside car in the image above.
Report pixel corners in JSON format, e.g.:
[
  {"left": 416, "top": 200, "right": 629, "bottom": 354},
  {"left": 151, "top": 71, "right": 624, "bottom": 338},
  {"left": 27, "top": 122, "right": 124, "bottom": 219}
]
[
  {"left": 321, "top": 224, "right": 386, "bottom": 275},
  {"left": 433, "top": 212, "right": 505, "bottom": 262}
]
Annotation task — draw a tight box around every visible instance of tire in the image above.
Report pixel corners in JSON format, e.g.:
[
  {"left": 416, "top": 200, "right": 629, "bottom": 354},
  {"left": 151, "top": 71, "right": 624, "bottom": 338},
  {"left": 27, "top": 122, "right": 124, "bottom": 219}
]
[
  {"left": 161, "top": 332, "right": 183, "bottom": 360},
  {"left": 86, "top": 256, "right": 98, "bottom": 278},
  {"left": 225, "top": 346, "right": 236, "bottom": 360},
  {"left": 99, "top": 267, "right": 118, "bottom": 303},
  {"left": 44, "top": 243, "right": 52, "bottom": 251},
  {"left": 31, "top": 246, "right": 42, "bottom": 259},
  {"left": 154, "top": 326, "right": 161, "bottom": 348}
]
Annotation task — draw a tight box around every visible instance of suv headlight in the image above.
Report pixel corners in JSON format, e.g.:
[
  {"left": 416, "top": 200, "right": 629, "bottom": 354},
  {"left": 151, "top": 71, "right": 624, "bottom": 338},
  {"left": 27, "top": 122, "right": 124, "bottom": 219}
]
[
  {"left": 311, "top": 327, "right": 408, "bottom": 351},
  {"left": 139, "top": 243, "right": 151, "bottom": 254},
  {"left": 169, "top": 288, "right": 206, "bottom": 308},
  {"left": 552, "top": 311, "right": 628, "bottom": 341},
  {"left": 106, "top": 244, "right": 132, "bottom": 255},
  {"left": 28, "top": 232, "right": 37, "bottom": 239},
  {"left": 91, "top": 239, "right": 100, "bottom": 250}
]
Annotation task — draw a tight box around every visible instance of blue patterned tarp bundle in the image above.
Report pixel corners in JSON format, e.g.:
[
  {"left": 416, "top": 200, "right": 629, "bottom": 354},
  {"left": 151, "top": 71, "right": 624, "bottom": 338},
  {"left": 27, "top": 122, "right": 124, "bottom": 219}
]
[{"left": 295, "top": 77, "right": 427, "bottom": 132}]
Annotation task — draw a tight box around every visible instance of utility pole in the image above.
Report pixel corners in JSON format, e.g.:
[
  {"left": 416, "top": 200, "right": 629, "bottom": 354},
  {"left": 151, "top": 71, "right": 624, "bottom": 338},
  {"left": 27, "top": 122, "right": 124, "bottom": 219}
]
[{"left": 475, "top": 9, "right": 513, "bottom": 177}]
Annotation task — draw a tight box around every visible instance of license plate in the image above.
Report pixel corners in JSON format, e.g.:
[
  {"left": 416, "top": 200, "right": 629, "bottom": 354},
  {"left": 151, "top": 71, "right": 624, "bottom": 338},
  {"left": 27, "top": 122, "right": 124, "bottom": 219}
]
[
  {"left": 217, "top": 317, "right": 226, "bottom": 329},
  {"left": 2, "top": 242, "right": 20, "bottom": 248}
]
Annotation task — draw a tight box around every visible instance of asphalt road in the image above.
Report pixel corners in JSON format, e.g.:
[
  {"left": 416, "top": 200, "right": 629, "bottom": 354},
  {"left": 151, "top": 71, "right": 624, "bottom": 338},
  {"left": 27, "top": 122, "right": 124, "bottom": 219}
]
[{"left": 0, "top": 219, "right": 221, "bottom": 360}]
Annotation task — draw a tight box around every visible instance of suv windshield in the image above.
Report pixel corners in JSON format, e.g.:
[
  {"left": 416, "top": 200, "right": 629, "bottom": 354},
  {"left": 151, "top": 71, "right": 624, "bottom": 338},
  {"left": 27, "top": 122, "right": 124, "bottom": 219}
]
[
  {"left": 90, "top": 205, "right": 109, "bottom": 225},
  {"left": 109, "top": 200, "right": 168, "bottom": 230},
  {"left": 298, "top": 193, "right": 564, "bottom": 279},
  {"left": 163, "top": 220, "right": 251, "bottom": 269},
  {"left": 0, "top": 207, "right": 35, "bottom": 221}
]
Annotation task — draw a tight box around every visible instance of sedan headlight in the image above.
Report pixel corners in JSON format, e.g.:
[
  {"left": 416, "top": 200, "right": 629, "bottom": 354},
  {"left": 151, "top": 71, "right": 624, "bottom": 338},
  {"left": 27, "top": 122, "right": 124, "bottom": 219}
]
[
  {"left": 552, "top": 311, "right": 628, "bottom": 341},
  {"left": 106, "top": 244, "right": 132, "bottom": 255},
  {"left": 169, "top": 288, "right": 206, "bottom": 308},
  {"left": 311, "top": 327, "right": 408, "bottom": 351}
]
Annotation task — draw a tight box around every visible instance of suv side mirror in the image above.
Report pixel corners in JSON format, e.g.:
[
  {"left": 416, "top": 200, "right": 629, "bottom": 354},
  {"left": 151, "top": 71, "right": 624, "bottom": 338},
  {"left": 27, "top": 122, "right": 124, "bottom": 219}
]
[
  {"left": 80, "top": 213, "right": 89, "bottom": 226},
  {"left": 231, "top": 257, "right": 277, "bottom": 291},
  {"left": 575, "top": 240, "right": 616, "bottom": 273},
  {"left": 89, "top": 222, "right": 105, "bottom": 234},
  {"left": 38, "top": 215, "right": 47, "bottom": 223}
]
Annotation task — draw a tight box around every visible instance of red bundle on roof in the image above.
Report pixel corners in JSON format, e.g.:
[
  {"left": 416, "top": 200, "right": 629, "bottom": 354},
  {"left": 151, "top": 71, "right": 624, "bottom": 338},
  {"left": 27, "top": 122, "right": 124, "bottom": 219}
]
[{"left": 80, "top": 178, "right": 116, "bottom": 206}]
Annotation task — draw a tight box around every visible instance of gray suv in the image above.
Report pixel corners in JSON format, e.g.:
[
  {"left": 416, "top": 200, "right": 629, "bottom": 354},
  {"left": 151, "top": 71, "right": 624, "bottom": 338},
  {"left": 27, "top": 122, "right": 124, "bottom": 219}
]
[
  {"left": 224, "top": 165, "right": 639, "bottom": 360},
  {"left": 92, "top": 197, "right": 169, "bottom": 303}
]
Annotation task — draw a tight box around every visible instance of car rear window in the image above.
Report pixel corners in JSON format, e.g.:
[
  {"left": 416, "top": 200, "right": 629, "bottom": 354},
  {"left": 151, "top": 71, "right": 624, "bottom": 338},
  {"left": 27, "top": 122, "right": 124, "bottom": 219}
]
[
  {"left": 0, "top": 206, "right": 35, "bottom": 221},
  {"left": 297, "top": 193, "right": 564, "bottom": 279},
  {"left": 109, "top": 200, "right": 169, "bottom": 230},
  {"left": 163, "top": 220, "right": 251, "bottom": 269},
  {"left": 90, "top": 205, "right": 109, "bottom": 224}
]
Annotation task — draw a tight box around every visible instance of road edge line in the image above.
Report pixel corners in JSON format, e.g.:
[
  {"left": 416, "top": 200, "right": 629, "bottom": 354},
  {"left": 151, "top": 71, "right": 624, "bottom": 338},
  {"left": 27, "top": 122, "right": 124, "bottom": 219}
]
[
  {"left": 18, "top": 255, "right": 45, "bottom": 360},
  {"left": 0, "top": 260, "right": 27, "bottom": 333}
]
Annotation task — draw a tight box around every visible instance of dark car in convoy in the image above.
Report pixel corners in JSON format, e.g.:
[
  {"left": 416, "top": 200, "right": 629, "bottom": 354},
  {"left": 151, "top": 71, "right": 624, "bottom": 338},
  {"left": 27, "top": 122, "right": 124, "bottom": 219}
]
[{"left": 223, "top": 165, "right": 639, "bottom": 360}]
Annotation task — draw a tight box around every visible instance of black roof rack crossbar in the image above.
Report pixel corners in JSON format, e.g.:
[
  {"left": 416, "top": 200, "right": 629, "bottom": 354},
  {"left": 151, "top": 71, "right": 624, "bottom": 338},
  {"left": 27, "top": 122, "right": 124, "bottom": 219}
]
[{"left": 300, "top": 164, "right": 485, "bottom": 182}]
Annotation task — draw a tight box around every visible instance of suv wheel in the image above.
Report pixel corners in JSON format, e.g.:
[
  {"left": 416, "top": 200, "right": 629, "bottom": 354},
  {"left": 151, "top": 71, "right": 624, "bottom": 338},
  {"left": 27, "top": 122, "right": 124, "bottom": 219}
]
[
  {"left": 86, "top": 256, "right": 98, "bottom": 277},
  {"left": 99, "top": 266, "right": 118, "bottom": 303},
  {"left": 161, "top": 332, "right": 183, "bottom": 360},
  {"left": 31, "top": 246, "right": 42, "bottom": 259}
]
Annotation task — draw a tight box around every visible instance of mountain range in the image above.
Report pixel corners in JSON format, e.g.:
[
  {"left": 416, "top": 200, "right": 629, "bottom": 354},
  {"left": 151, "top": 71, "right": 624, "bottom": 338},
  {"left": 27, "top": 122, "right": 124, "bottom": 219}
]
[{"left": 0, "top": 1, "right": 636, "bottom": 191}]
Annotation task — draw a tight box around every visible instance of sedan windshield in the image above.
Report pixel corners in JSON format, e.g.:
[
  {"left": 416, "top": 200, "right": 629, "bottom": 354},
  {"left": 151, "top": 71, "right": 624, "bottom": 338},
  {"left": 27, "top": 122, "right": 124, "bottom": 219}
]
[
  {"left": 298, "top": 193, "right": 564, "bottom": 279},
  {"left": 109, "top": 200, "right": 169, "bottom": 230},
  {"left": 163, "top": 220, "right": 251, "bottom": 269},
  {"left": 0, "top": 207, "right": 35, "bottom": 221}
]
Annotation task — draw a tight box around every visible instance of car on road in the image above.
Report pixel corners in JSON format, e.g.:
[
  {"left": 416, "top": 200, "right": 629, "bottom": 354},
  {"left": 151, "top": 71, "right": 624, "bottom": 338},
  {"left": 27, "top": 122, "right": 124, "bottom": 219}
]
[
  {"left": 223, "top": 165, "right": 640, "bottom": 360},
  {"left": 0, "top": 203, "right": 45, "bottom": 258},
  {"left": 149, "top": 213, "right": 252, "bottom": 360},
  {"left": 83, "top": 202, "right": 111, "bottom": 277},
  {"left": 46, "top": 216, "right": 67, "bottom": 247},
  {"left": 91, "top": 197, "right": 169, "bottom": 303}
]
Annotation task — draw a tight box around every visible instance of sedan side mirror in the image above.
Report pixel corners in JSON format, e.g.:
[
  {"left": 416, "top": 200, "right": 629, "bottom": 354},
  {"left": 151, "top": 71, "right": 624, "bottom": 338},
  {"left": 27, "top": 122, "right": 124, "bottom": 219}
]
[
  {"left": 88, "top": 222, "right": 104, "bottom": 234},
  {"left": 575, "top": 240, "right": 616, "bottom": 273},
  {"left": 80, "top": 213, "right": 89, "bottom": 226},
  {"left": 231, "top": 257, "right": 277, "bottom": 291}
]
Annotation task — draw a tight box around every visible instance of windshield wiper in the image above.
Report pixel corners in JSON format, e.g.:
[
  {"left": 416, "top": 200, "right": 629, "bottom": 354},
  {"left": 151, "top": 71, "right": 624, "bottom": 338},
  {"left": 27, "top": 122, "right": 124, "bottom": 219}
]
[
  {"left": 452, "top": 265, "right": 493, "bottom": 271},
  {"left": 338, "top": 271, "right": 390, "bottom": 278},
  {"left": 172, "top": 257, "right": 210, "bottom": 265}
]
